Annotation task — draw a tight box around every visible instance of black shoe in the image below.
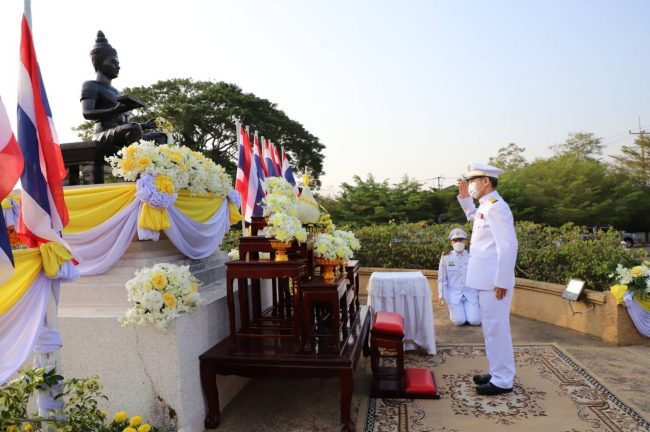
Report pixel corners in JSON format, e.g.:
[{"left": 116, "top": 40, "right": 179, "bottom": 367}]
[
  {"left": 472, "top": 373, "right": 491, "bottom": 385},
  {"left": 476, "top": 382, "right": 513, "bottom": 396}
]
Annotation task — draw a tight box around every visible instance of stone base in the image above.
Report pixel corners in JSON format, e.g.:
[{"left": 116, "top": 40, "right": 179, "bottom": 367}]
[{"left": 57, "top": 239, "right": 253, "bottom": 432}]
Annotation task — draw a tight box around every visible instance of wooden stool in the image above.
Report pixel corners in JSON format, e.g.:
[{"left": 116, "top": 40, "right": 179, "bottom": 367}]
[{"left": 370, "top": 311, "right": 439, "bottom": 399}]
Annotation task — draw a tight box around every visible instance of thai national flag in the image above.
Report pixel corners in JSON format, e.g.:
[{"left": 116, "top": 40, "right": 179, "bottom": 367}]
[
  {"left": 270, "top": 142, "right": 282, "bottom": 176},
  {"left": 235, "top": 128, "right": 264, "bottom": 222},
  {"left": 281, "top": 147, "right": 300, "bottom": 196},
  {"left": 0, "top": 96, "right": 23, "bottom": 284},
  {"left": 254, "top": 135, "right": 269, "bottom": 177},
  {"left": 16, "top": 1, "right": 70, "bottom": 249},
  {"left": 235, "top": 126, "right": 252, "bottom": 220},
  {"left": 263, "top": 138, "right": 278, "bottom": 177}
]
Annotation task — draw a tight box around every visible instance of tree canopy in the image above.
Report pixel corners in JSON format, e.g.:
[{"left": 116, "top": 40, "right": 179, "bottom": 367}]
[{"left": 74, "top": 79, "right": 325, "bottom": 183}]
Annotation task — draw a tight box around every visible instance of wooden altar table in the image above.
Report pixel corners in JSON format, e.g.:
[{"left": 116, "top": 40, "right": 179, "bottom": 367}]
[{"left": 200, "top": 305, "right": 371, "bottom": 432}]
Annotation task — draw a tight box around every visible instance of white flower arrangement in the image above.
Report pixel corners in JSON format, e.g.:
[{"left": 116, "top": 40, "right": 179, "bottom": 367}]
[
  {"left": 260, "top": 177, "right": 307, "bottom": 244},
  {"left": 263, "top": 212, "right": 307, "bottom": 243},
  {"left": 106, "top": 140, "right": 233, "bottom": 197},
  {"left": 120, "top": 263, "right": 204, "bottom": 330},
  {"left": 314, "top": 233, "right": 353, "bottom": 260},
  {"left": 333, "top": 229, "right": 361, "bottom": 252},
  {"left": 264, "top": 177, "right": 297, "bottom": 198}
]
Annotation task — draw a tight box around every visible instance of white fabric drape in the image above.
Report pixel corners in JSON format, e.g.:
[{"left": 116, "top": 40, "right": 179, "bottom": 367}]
[
  {"left": 368, "top": 272, "right": 437, "bottom": 354},
  {"left": 35, "top": 282, "right": 64, "bottom": 416},
  {"left": 0, "top": 272, "right": 51, "bottom": 383},
  {"left": 624, "top": 292, "right": 650, "bottom": 338},
  {"left": 63, "top": 200, "right": 139, "bottom": 276},
  {"left": 165, "top": 201, "right": 230, "bottom": 259},
  {"left": 63, "top": 198, "right": 232, "bottom": 275}
]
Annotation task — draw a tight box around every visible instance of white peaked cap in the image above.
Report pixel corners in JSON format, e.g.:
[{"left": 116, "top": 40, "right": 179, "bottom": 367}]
[
  {"left": 464, "top": 162, "right": 502, "bottom": 179},
  {"left": 448, "top": 228, "right": 467, "bottom": 240}
]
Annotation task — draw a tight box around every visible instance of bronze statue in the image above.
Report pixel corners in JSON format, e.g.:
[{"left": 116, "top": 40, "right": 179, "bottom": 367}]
[{"left": 80, "top": 31, "right": 165, "bottom": 151}]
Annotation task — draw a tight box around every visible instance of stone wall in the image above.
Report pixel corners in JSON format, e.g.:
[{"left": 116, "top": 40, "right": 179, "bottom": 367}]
[{"left": 358, "top": 267, "right": 649, "bottom": 346}]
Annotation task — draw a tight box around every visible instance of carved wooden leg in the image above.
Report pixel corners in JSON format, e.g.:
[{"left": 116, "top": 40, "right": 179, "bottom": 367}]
[
  {"left": 200, "top": 359, "right": 221, "bottom": 429},
  {"left": 302, "top": 295, "right": 312, "bottom": 352},
  {"left": 227, "top": 278, "right": 237, "bottom": 351},
  {"left": 340, "top": 368, "right": 355, "bottom": 432}
]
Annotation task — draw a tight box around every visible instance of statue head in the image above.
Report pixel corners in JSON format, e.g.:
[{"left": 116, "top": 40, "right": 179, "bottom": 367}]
[{"left": 90, "top": 30, "right": 119, "bottom": 79}]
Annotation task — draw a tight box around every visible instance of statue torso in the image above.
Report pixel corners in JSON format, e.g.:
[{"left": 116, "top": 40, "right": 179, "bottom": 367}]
[{"left": 80, "top": 80, "right": 128, "bottom": 132}]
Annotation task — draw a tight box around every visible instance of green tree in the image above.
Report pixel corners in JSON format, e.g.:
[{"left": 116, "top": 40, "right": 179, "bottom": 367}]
[
  {"left": 499, "top": 154, "right": 616, "bottom": 226},
  {"left": 322, "top": 174, "right": 464, "bottom": 227},
  {"left": 610, "top": 134, "right": 650, "bottom": 188},
  {"left": 550, "top": 131, "right": 604, "bottom": 159},
  {"left": 73, "top": 79, "right": 325, "bottom": 184},
  {"left": 489, "top": 143, "right": 527, "bottom": 170}
]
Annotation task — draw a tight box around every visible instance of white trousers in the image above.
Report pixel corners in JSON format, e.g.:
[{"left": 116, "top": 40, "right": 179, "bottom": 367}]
[
  {"left": 448, "top": 298, "right": 481, "bottom": 326},
  {"left": 478, "top": 287, "right": 515, "bottom": 389}
]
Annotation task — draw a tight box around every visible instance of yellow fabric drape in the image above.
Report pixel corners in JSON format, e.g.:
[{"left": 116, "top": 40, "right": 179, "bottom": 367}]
[
  {"left": 39, "top": 242, "right": 74, "bottom": 278},
  {"left": 1, "top": 198, "right": 12, "bottom": 210},
  {"left": 228, "top": 200, "right": 243, "bottom": 225},
  {"left": 138, "top": 203, "right": 171, "bottom": 231},
  {"left": 63, "top": 184, "right": 136, "bottom": 234},
  {"left": 0, "top": 249, "right": 43, "bottom": 316},
  {"left": 175, "top": 191, "right": 224, "bottom": 223},
  {"left": 610, "top": 284, "right": 628, "bottom": 305}
]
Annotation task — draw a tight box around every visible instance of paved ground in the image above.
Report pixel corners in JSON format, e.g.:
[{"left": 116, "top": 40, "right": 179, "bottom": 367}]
[{"left": 210, "top": 301, "right": 650, "bottom": 431}]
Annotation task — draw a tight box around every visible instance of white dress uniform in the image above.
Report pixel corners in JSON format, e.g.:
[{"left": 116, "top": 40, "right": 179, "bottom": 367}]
[
  {"left": 457, "top": 164, "right": 518, "bottom": 390},
  {"left": 438, "top": 250, "right": 481, "bottom": 325}
]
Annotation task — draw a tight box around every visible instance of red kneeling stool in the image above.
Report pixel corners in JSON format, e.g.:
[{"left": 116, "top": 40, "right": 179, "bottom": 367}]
[{"left": 370, "top": 311, "right": 439, "bottom": 399}]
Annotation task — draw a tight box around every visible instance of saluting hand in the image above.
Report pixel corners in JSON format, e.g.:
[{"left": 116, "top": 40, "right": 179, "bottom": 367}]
[
  {"left": 459, "top": 179, "right": 470, "bottom": 198},
  {"left": 495, "top": 287, "right": 507, "bottom": 300}
]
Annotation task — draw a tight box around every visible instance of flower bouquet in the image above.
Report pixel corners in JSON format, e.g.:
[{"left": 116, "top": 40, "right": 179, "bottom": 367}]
[
  {"left": 260, "top": 178, "right": 307, "bottom": 261},
  {"left": 610, "top": 262, "right": 650, "bottom": 304},
  {"left": 120, "top": 263, "right": 204, "bottom": 330},
  {"left": 314, "top": 233, "right": 353, "bottom": 280}
]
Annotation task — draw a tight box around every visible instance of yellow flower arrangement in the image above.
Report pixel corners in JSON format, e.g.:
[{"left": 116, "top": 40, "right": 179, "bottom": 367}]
[
  {"left": 129, "top": 415, "right": 142, "bottom": 427},
  {"left": 125, "top": 145, "right": 138, "bottom": 157},
  {"left": 24, "top": 424, "right": 33, "bottom": 432},
  {"left": 121, "top": 158, "right": 135, "bottom": 172},
  {"left": 163, "top": 292, "right": 177, "bottom": 309},
  {"left": 114, "top": 411, "right": 128, "bottom": 423},
  {"left": 138, "top": 424, "right": 152, "bottom": 432},
  {"left": 631, "top": 266, "right": 644, "bottom": 277},
  {"left": 123, "top": 428, "right": 137, "bottom": 432},
  {"left": 151, "top": 272, "right": 168, "bottom": 290},
  {"left": 136, "top": 156, "right": 152, "bottom": 170}
]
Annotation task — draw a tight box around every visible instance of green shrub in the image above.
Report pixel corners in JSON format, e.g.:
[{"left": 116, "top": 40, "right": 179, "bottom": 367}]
[
  {"left": 0, "top": 368, "right": 170, "bottom": 431},
  {"left": 353, "top": 221, "right": 646, "bottom": 291}
]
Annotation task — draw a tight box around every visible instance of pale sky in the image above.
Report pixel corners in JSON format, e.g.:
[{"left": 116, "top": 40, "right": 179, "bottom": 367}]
[{"left": 1, "top": 0, "right": 649, "bottom": 195}]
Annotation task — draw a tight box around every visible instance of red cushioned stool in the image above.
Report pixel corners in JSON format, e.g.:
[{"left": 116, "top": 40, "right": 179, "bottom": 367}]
[{"left": 370, "top": 311, "right": 439, "bottom": 399}]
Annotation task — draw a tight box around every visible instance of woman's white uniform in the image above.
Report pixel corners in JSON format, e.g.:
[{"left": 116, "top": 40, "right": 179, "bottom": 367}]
[{"left": 438, "top": 249, "right": 481, "bottom": 325}]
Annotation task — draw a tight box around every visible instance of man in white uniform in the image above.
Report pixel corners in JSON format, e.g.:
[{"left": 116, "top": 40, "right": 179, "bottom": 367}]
[
  {"left": 437, "top": 228, "right": 481, "bottom": 326},
  {"left": 457, "top": 162, "right": 518, "bottom": 396}
]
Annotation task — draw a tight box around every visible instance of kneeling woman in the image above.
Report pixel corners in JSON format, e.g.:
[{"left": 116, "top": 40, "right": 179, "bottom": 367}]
[{"left": 437, "top": 228, "right": 481, "bottom": 326}]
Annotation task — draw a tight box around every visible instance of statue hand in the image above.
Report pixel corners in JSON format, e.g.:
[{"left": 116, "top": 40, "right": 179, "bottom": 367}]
[{"left": 141, "top": 118, "right": 157, "bottom": 130}]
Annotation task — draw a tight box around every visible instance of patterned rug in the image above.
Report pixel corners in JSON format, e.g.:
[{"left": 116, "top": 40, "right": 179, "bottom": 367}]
[{"left": 364, "top": 344, "right": 650, "bottom": 432}]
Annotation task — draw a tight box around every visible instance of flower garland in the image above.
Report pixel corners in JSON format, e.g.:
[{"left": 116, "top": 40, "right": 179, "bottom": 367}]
[
  {"left": 106, "top": 140, "right": 233, "bottom": 197},
  {"left": 120, "top": 263, "right": 204, "bottom": 330}
]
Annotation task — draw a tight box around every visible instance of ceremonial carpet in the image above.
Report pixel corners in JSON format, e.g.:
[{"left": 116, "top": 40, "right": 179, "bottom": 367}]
[{"left": 364, "top": 344, "right": 650, "bottom": 432}]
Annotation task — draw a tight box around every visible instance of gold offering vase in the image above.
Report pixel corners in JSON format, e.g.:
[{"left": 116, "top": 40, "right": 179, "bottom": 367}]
[
  {"left": 314, "top": 257, "right": 341, "bottom": 281},
  {"left": 270, "top": 239, "right": 292, "bottom": 262}
]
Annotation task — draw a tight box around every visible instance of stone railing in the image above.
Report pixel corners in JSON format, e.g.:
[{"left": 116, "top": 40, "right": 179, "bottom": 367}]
[{"left": 358, "top": 267, "right": 649, "bottom": 346}]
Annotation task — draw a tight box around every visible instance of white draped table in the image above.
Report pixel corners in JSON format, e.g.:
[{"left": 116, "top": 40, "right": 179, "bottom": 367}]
[{"left": 368, "top": 271, "right": 436, "bottom": 354}]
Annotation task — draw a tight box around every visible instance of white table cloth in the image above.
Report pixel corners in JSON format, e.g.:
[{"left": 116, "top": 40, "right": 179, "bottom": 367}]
[{"left": 368, "top": 271, "right": 436, "bottom": 354}]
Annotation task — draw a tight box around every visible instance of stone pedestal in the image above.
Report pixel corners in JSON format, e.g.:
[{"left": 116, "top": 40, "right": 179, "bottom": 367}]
[{"left": 58, "top": 239, "right": 249, "bottom": 432}]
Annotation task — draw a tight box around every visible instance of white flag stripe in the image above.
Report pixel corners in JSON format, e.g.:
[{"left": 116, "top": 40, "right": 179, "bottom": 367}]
[{"left": 0, "top": 98, "right": 14, "bottom": 149}]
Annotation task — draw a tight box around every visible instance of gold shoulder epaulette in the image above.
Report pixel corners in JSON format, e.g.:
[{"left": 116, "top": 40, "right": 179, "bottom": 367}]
[{"left": 488, "top": 197, "right": 498, "bottom": 204}]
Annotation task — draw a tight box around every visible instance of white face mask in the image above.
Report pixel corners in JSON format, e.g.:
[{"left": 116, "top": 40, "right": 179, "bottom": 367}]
[
  {"left": 452, "top": 242, "right": 465, "bottom": 252},
  {"left": 468, "top": 180, "right": 482, "bottom": 199}
]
